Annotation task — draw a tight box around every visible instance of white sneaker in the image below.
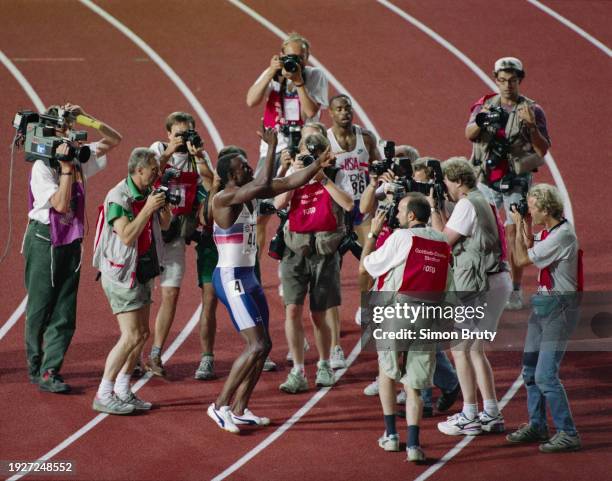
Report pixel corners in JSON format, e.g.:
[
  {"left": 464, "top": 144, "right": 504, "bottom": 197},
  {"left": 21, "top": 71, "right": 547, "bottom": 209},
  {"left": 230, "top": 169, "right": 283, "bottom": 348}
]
[
  {"left": 396, "top": 390, "right": 407, "bottom": 404},
  {"left": 363, "top": 378, "right": 379, "bottom": 396},
  {"left": 207, "top": 404, "right": 240, "bottom": 434},
  {"left": 231, "top": 408, "right": 271, "bottom": 426},
  {"left": 479, "top": 411, "right": 505, "bottom": 433},
  {"left": 330, "top": 345, "right": 347, "bottom": 369},
  {"left": 378, "top": 432, "right": 400, "bottom": 451},
  {"left": 117, "top": 392, "right": 153, "bottom": 410},
  {"left": 407, "top": 446, "right": 426, "bottom": 462},
  {"left": 355, "top": 307, "right": 362, "bottom": 326},
  {"left": 263, "top": 357, "right": 277, "bottom": 372},
  {"left": 506, "top": 290, "right": 524, "bottom": 310},
  {"left": 286, "top": 338, "right": 310, "bottom": 362},
  {"left": 437, "top": 412, "right": 482, "bottom": 436}
]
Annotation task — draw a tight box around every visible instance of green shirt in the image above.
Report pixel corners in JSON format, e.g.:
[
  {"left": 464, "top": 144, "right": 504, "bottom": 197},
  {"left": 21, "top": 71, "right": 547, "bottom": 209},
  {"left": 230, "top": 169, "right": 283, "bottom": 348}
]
[{"left": 107, "top": 176, "right": 151, "bottom": 225}]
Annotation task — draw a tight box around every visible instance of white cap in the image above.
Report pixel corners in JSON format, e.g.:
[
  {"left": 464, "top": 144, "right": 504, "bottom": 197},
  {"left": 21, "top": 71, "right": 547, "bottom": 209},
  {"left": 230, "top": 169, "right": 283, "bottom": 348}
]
[{"left": 494, "top": 57, "right": 524, "bottom": 74}]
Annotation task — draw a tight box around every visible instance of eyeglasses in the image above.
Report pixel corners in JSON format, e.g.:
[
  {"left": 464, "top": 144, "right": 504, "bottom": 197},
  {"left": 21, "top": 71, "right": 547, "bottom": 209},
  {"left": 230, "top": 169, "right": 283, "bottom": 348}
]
[{"left": 496, "top": 77, "right": 520, "bottom": 85}]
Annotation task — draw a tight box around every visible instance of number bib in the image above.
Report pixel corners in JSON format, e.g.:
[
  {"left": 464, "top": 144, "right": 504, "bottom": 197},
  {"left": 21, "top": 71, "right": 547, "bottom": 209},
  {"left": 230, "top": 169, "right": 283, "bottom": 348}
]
[{"left": 243, "top": 222, "right": 257, "bottom": 255}]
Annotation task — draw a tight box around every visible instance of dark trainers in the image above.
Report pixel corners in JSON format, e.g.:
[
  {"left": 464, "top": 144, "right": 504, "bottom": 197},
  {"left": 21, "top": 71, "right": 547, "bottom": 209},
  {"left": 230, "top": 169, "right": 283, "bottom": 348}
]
[
  {"left": 145, "top": 355, "right": 166, "bottom": 377},
  {"left": 539, "top": 431, "right": 581, "bottom": 453},
  {"left": 437, "top": 384, "right": 460, "bottom": 412},
  {"left": 506, "top": 423, "right": 550, "bottom": 444},
  {"left": 38, "top": 370, "right": 70, "bottom": 393}
]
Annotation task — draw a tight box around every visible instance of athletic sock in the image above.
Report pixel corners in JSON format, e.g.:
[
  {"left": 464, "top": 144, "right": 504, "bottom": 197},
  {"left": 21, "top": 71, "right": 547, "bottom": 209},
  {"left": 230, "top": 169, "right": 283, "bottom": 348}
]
[
  {"left": 202, "top": 352, "right": 214, "bottom": 358},
  {"left": 407, "top": 425, "right": 420, "bottom": 448},
  {"left": 384, "top": 414, "right": 397, "bottom": 436},
  {"left": 97, "top": 378, "right": 114, "bottom": 401},
  {"left": 292, "top": 364, "right": 305, "bottom": 376},
  {"left": 114, "top": 373, "right": 131, "bottom": 398},
  {"left": 462, "top": 403, "right": 478, "bottom": 420},
  {"left": 483, "top": 399, "right": 500, "bottom": 417},
  {"left": 150, "top": 346, "right": 161, "bottom": 358}
]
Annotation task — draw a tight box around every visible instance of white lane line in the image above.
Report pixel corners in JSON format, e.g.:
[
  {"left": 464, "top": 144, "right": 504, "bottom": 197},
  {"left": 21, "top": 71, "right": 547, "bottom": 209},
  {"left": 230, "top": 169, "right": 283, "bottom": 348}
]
[
  {"left": 0, "top": 50, "right": 45, "bottom": 340},
  {"left": 377, "top": 0, "right": 574, "bottom": 224},
  {"left": 78, "top": 0, "right": 224, "bottom": 152},
  {"left": 12, "top": 58, "right": 86, "bottom": 62},
  {"left": 6, "top": 305, "right": 202, "bottom": 481},
  {"left": 527, "top": 0, "right": 612, "bottom": 57},
  {"left": 227, "top": 0, "right": 381, "bottom": 140},
  {"left": 211, "top": 340, "right": 362, "bottom": 481},
  {"left": 413, "top": 375, "right": 524, "bottom": 481}
]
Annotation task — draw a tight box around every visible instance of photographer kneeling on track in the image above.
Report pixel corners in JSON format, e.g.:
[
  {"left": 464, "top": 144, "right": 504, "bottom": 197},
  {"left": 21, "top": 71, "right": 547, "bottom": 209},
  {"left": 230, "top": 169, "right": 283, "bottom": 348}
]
[
  {"left": 17, "top": 103, "right": 122, "bottom": 393},
  {"left": 92, "top": 148, "right": 172, "bottom": 415},
  {"left": 274, "top": 133, "right": 353, "bottom": 393},
  {"left": 506, "top": 183, "right": 583, "bottom": 453},
  {"left": 360, "top": 193, "right": 453, "bottom": 463},
  {"left": 467, "top": 57, "right": 551, "bottom": 311}
]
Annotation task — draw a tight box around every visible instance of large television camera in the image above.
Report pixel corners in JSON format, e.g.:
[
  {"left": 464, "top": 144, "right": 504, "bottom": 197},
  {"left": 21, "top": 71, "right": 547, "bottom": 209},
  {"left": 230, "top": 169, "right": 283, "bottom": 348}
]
[{"left": 13, "top": 109, "right": 91, "bottom": 166}]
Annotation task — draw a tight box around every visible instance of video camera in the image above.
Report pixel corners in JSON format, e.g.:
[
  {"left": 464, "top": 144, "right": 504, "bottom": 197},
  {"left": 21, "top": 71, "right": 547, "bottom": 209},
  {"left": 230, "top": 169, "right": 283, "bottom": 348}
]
[
  {"left": 153, "top": 167, "right": 182, "bottom": 204},
  {"left": 175, "top": 129, "right": 203, "bottom": 153},
  {"left": 13, "top": 109, "right": 91, "bottom": 165},
  {"left": 260, "top": 201, "right": 289, "bottom": 260}
]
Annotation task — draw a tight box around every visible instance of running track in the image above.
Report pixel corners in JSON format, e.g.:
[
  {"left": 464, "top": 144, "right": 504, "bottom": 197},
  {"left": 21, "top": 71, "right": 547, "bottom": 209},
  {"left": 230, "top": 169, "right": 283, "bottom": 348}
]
[{"left": 0, "top": 1, "right": 611, "bottom": 480}]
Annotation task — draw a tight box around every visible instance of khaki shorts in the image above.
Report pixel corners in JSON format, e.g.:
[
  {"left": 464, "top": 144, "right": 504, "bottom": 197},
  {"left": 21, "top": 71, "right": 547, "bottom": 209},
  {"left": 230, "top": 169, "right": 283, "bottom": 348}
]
[
  {"left": 378, "top": 344, "right": 435, "bottom": 390},
  {"left": 160, "top": 237, "right": 186, "bottom": 287},
  {"left": 280, "top": 249, "right": 341, "bottom": 311},
  {"left": 101, "top": 276, "right": 153, "bottom": 315}
]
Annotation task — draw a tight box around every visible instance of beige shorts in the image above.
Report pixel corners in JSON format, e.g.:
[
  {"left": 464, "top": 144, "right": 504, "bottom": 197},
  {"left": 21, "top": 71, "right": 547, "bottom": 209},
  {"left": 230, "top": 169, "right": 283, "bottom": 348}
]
[
  {"left": 101, "top": 276, "right": 153, "bottom": 315},
  {"left": 378, "top": 343, "right": 436, "bottom": 390},
  {"left": 160, "top": 238, "right": 186, "bottom": 287}
]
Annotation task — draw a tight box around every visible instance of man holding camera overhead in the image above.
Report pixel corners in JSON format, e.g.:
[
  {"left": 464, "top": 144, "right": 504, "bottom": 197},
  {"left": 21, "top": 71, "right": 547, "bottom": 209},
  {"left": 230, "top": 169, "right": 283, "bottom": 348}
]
[
  {"left": 466, "top": 57, "right": 550, "bottom": 311},
  {"left": 246, "top": 32, "right": 329, "bottom": 258},
  {"left": 145, "top": 112, "right": 214, "bottom": 377},
  {"left": 23, "top": 103, "right": 121, "bottom": 393}
]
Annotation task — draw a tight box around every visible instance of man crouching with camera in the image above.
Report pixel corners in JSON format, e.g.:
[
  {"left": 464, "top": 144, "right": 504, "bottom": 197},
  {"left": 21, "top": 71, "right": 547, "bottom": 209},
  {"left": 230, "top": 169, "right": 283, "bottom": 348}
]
[
  {"left": 23, "top": 103, "right": 121, "bottom": 393},
  {"left": 92, "top": 148, "right": 172, "bottom": 415},
  {"left": 274, "top": 133, "right": 353, "bottom": 393}
]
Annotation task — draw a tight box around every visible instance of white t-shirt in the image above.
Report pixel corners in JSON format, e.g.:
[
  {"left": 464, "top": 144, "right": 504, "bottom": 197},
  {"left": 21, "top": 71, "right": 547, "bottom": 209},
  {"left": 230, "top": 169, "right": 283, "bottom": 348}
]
[
  {"left": 257, "top": 65, "right": 329, "bottom": 159},
  {"left": 445, "top": 197, "right": 477, "bottom": 237},
  {"left": 28, "top": 142, "right": 106, "bottom": 224}
]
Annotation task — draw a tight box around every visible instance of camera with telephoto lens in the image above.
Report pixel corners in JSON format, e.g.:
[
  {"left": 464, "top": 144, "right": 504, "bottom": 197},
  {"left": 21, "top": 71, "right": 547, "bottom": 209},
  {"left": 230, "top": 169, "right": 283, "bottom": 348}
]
[
  {"left": 287, "top": 124, "right": 302, "bottom": 157},
  {"left": 511, "top": 198, "right": 529, "bottom": 217},
  {"left": 153, "top": 167, "right": 182, "bottom": 204},
  {"left": 280, "top": 54, "right": 302, "bottom": 73},
  {"left": 175, "top": 129, "right": 203, "bottom": 153},
  {"left": 259, "top": 201, "right": 289, "bottom": 260},
  {"left": 426, "top": 159, "right": 447, "bottom": 210},
  {"left": 475, "top": 105, "right": 509, "bottom": 130},
  {"left": 13, "top": 109, "right": 91, "bottom": 165}
]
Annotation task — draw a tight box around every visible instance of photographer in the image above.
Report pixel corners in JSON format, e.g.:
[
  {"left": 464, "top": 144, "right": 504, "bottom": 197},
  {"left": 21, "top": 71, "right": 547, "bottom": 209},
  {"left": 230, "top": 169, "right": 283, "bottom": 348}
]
[
  {"left": 274, "top": 133, "right": 353, "bottom": 393},
  {"left": 246, "top": 32, "right": 329, "bottom": 258},
  {"left": 359, "top": 193, "right": 453, "bottom": 462},
  {"left": 467, "top": 57, "right": 551, "bottom": 311},
  {"left": 145, "top": 112, "right": 212, "bottom": 377},
  {"left": 506, "top": 183, "right": 582, "bottom": 453},
  {"left": 431, "top": 157, "right": 512, "bottom": 437},
  {"left": 24, "top": 103, "right": 121, "bottom": 393},
  {"left": 92, "top": 148, "right": 172, "bottom": 415}
]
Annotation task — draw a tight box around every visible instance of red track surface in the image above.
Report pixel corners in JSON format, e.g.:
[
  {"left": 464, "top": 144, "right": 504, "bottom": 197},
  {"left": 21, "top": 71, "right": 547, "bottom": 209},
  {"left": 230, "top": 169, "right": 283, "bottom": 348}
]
[{"left": 1, "top": 1, "right": 611, "bottom": 480}]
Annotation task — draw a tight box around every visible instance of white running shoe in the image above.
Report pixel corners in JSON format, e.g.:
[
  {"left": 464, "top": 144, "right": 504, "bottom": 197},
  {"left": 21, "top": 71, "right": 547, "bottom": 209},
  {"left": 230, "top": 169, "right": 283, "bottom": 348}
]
[
  {"left": 355, "top": 307, "right": 362, "bottom": 326},
  {"left": 286, "top": 338, "right": 310, "bottom": 362},
  {"left": 263, "top": 357, "right": 277, "bottom": 372},
  {"left": 117, "top": 392, "right": 152, "bottom": 411},
  {"left": 330, "top": 345, "right": 347, "bottom": 369},
  {"left": 407, "top": 446, "right": 426, "bottom": 463},
  {"left": 506, "top": 290, "right": 524, "bottom": 310},
  {"left": 231, "top": 408, "right": 271, "bottom": 426},
  {"left": 363, "top": 378, "right": 379, "bottom": 396},
  {"left": 479, "top": 411, "right": 505, "bottom": 433},
  {"left": 378, "top": 432, "right": 400, "bottom": 451},
  {"left": 396, "top": 390, "right": 407, "bottom": 404},
  {"left": 207, "top": 404, "right": 240, "bottom": 434},
  {"left": 437, "top": 412, "right": 482, "bottom": 436}
]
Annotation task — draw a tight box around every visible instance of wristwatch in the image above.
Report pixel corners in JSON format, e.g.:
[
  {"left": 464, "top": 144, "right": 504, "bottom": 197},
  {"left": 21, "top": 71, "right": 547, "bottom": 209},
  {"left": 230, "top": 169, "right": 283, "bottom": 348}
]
[{"left": 367, "top": 232, "right": 378, "bottom": 240}]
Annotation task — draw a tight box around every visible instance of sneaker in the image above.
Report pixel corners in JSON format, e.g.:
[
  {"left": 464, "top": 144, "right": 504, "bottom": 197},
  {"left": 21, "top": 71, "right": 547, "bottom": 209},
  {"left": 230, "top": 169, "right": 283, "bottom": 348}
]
[
  {"left": 280, "top": 370, "right": 308, "bottom": 394},
  {"left": 194, "top": 355, "right": 215, "bottom": 380},
  {"left": 38, "top": 369, "right": 70, "bottom": 393},
  {"left": 506, "top": 290, "right": 524, "bottom": 311},
  {"left": 117, "top": 392, "right": 152, "bottom": 411},
  {"left": 330, "top": 345, "right": 347, "bottom": 369},
  {"left": 355, "top": 307, "right": 362, "bottom": 326},
  {"left": 479, "top": 411, "right": 505, "bottom": 433},
  {"left": 263, "top": 357, "right": 277, "bottom": 372},
  {"left": 286, "top": 338, "right": 310, "bottom": 362},
  {"left": 231, "top": 408, "right": 271, "bottom": 426},
  {"left": 145, "top": 355, "right": 166, "bottom": 377},
  {"left": 315, "top": 360, "right": 335, "bottom": 387},
  {"left": 436, "top": 384, "right": 461, "bottom": 412},
  {"left": 539, "top": 431, "right": 581, "bottom": 453},
  {"left": 363, "top": 378, "right": 379, "bottom": 396},
  {"left": 396, "top": 390, "right": 407, "bottom": 404},
  {"left": 423, "top": 406, "right": 434, "bottom": 418},
  {"left": 378, "top": 432, "right": 400, "bottom": 452},
  {"left": 437, "top": 412, "right": 482, "bottom": 436},
  {"left": 207, "top": 404, "right": 240, "bottom": 434},
  {"left": 92, "top": 395, "right": 135, "bottom": 415},
  {"left": 407, "top": 446, "right": 426, "bottom": 463},
  {"left": 506, "top": 423, "right": 550, "bottom": 444}
]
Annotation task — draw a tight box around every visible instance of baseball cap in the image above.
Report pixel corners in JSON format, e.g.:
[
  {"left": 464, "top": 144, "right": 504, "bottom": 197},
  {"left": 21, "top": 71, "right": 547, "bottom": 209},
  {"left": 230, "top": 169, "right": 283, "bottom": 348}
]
[{"left": 494, "top": 57, "right": 524, "bottom": 74}]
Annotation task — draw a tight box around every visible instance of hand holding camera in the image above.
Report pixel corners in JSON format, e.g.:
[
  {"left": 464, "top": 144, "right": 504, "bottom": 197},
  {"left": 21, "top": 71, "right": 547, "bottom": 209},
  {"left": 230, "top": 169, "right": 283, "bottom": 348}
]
[
  {"left": 370, "top": 209, "right": 386, "bottom": 237},
  {"left": 145, "top": 191, "right": 167, "bottom": 215}
]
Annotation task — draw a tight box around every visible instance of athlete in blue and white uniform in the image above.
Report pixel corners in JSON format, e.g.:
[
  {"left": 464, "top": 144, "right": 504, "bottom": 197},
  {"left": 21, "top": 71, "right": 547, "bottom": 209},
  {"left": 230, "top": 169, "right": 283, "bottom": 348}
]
[{"left": 207, "top": 128, "right": 334, "bottom": 433}]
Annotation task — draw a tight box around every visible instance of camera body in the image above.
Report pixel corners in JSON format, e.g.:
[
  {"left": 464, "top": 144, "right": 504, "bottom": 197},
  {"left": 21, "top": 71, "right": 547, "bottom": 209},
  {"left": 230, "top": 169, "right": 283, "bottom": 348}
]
[
  {"left": 175, "top": 129, "right": 203, "bottom": 153},
  {"left": 280, "top": 54, "right": 302, "bottom": 73},
  {"left": 511, "top": 198, "right": 529, "bottom": 217},
  {"left": 153, "top": 167, "right": 182, "bottom": 204},
  {"left": 499, "top": 171, "right": 529, "bottom": 195},
  {"left": 258, "top": 201, "right": 289, "bottom": 260},
  {"left": 475, "top": 105, "right": 509, "bottom": 130},
  {"left": 13, "top": 110, "right": 91, "bottom": 165}
]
